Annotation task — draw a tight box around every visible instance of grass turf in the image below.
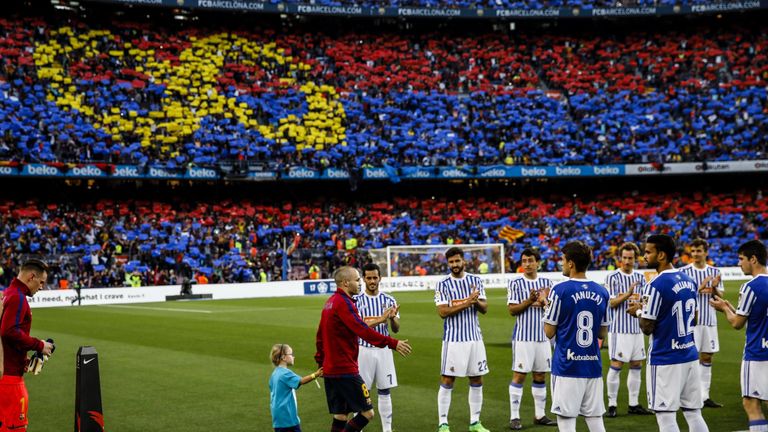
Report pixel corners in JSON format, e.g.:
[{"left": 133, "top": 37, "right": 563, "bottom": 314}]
[{"left": 26, "top": 280, "right": 751, "bottom": 431}]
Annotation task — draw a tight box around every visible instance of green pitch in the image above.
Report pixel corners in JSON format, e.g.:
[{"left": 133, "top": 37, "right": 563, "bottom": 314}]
[{"left": 29, "top": 281, "right": 751, "bottom": 431}]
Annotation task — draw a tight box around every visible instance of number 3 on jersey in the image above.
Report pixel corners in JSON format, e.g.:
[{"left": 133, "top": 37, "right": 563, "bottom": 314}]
[{"left": 671, "top": 298, "right": 696, "bottom": 337}]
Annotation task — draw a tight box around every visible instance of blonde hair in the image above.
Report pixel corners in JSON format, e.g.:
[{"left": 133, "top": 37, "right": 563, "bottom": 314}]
[{"left": 270, "top": 344, "right": 290, "bottom": 366}]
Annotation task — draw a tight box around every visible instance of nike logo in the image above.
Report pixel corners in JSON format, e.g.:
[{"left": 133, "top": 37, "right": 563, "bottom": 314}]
[{"left": 84, "top": 358, "right": 95, "bottom": 365}]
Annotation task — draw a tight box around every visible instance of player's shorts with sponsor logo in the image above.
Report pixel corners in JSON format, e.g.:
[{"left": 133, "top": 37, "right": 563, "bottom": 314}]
[
  {"left": 0, "top": 375, "right": 29, "bottom": 431},
  {"left": 693, "top": 325, "right": 719, "bottom": 354},
  {"left": 646, "top": 360, "right": 702, "bottom": 411},
  {"left": 441, "top": 340, "right": 489, "bottom": 377},
  {"left": 608, "top": 332, "right": 646, "bottom": 362},
  {"left": 741, "top": 360, "right": 768, "bottom": 401},
  {"left": 512, "top": 340, "right": 551, "bottom": 373},
  {"left": 550, "top": 375, "right": 605, "bottom": 417},
  {"left": 324, "top": 375, "right": 373, "bottom": 414},
  {"left": 358, "top": 346, "right": 397, "bottom": 390}
]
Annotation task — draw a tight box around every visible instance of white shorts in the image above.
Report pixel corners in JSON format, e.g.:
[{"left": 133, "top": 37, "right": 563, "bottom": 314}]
[
  {"left": 441, "top": 340, "right": 489, "bottom": 377},
  {"left": 646, "top": 360, "right": 702, "bottom": 411},
  {"left": 693, "top": 325, "right": 719, "bottom": 354},
  {"left": 358, "top": 346, "right": 397, "bottom": 390},
  {"left": 512, "top": 341, "right": 551, "bottom": 373},
  {"left": 550, "top": 376, "right": 605, "bottom": 418},
  {"left": 741, "top": 360, "right": 768, "bottom": 401},
  {"left": 608, "top": 333, "right": 646, "bottom": 362}
]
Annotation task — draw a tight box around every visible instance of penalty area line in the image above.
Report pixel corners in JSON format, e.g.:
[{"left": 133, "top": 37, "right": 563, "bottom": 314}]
[{"left": 103, "top": 305, "right": 213, "bottom": 314}]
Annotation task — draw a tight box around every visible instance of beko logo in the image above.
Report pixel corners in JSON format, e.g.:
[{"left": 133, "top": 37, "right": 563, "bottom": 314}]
[
  {"left": 325, "top": 169, "right": 348, "bottom": 178},
  {"left": 150, "top": 167, "right": 176, "bottom": 177},
  {"left": 556, "top": 167, "right": 582, "bottom": 176},
  {"left": 188, "top": 168, "right": 217, "bottom": 178},
  {"left": 410, "top": 171, "right": 431, "bottom": 178},
  {"left": 288, "top": 169, "right": 316, "bottom": 178},
  {"left": 442, "top": 169, "right": 470, "bottom": 178},
  {"left": 521, "top": 167, "right": 547, "bottom": 177},
  {"left": 594, "top": 166, "right": 620, "bottom": 175},
  {"left": 71, "top": 166, "right": 103, "bottom": 176},
  {"left": 365, "top": 169, "right": 388, "bottom": 178},
  {"left": 0, "top": 166, "right": 14, "bottom": 175},
  {"left": 28, "top": 165, "right": 59, "bottom": 176},
  {"left": 113, "top": 166, "right": 140, "bottom": 177},
  {"left": 480, "top": 168, "right": 507, "bottom": 177}
]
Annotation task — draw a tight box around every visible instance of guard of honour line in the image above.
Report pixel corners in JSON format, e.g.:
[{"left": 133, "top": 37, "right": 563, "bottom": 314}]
[{"left": 267, "top": 237, "right": 768, "bottom": 432}]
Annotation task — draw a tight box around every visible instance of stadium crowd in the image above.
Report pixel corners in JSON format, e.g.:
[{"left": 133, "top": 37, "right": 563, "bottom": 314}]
[
  {"left": 1, "top": 18, "right": 767, "bottom": 169},
  {"left": 0, "top": 190, "right": 764, "bottom": 289}
]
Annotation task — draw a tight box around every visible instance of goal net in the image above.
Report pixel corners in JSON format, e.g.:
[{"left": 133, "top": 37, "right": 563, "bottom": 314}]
[{"left": 368, "top": 244, "right": 505, "bottom": 277}]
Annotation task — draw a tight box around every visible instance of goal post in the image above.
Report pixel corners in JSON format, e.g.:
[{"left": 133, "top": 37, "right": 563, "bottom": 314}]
[{"left": 368, "top": 244, "right": 505, "bottom": 277}]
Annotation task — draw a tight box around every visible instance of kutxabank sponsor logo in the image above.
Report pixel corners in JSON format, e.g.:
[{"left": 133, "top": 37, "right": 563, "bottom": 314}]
[
  {"left": 671, "top": 339, "right": 696, "bottom": 350},
  {"left": 566, "top": 349, "right": 599, "bottom": 361}
]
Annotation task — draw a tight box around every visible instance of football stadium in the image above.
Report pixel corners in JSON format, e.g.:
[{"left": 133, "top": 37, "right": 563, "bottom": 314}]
[{"left": 1, "top": 0, "right": 768, "bottom": 430}]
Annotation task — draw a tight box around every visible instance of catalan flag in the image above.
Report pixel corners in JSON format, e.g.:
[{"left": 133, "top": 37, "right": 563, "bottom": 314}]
[{"left": 498, "top": 226, "right": 524, "bottom": 242}]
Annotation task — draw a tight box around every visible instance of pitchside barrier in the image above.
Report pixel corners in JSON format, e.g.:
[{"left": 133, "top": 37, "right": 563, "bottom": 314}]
[{"left": 28, "top": 267, "right": 748, "bottom": 309}]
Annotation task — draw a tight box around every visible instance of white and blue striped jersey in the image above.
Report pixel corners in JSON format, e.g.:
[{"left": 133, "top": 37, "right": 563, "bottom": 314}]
[
  {"left": 736, "top": 274, "right": 768, "bottom": 362},
  {"left": 543, "top": 279, "right": 610, "bottom": 378},
  {"left": 508, "top": 275, "right": 552, "bottom": 342},
  {"left": 434, "top": 273, "right": 486, "bottom": 342},
  {"left": 642, "top": 270, "right": 699, "bottom": 365},
  {"left": 354, "top": 291, "right": 399, "bottom": 348},
  {"left": 605, "top": 270, "right": 645, "bottom": 334},
  {"left": 680, "top": 264, "right": 723, "bottom": 327}
]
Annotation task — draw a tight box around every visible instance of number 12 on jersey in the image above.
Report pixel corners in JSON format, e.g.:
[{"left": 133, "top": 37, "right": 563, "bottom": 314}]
[{"left": 671, "top": 299, "right": 696, "bottom": 337}]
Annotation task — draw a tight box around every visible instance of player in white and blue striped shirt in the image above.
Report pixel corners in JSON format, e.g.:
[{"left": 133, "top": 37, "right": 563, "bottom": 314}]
[
  {"left": 354, "top": 263, "right": 400, "bottom": 432},
  {"left": 434, "top": 247, "right": 490, "bottom": 432},
  {"left": 604, "top": 243, "right": 653, "bottom": 417},
  {"left": 680, "top": 238, "right": 724, "bottom": 408},
  {"left": 711, "top": 240, "right": 768, "bottom": 432},
  {"left": 507, "top": 248, "right": 557, "bottom": 430}
]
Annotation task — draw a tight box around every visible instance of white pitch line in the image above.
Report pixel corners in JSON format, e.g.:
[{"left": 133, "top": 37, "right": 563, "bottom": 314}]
[{"left": 104, "top": 305, "right": 212, "bottom": 314}]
